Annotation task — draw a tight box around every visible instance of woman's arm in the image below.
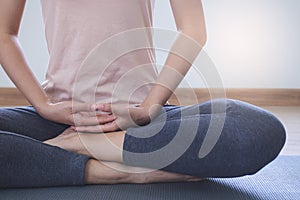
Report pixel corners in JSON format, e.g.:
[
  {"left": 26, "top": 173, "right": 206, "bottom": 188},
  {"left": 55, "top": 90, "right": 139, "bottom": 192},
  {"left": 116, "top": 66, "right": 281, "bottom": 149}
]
[
  {"left": 0, "top": 0, "right": 112, "bottom": 126},
  {"left": 141, "top": 0, "right": 207, "bottom": 110},
  {"left": 0, "top": 0, "right": 49, "bottom": 109}
]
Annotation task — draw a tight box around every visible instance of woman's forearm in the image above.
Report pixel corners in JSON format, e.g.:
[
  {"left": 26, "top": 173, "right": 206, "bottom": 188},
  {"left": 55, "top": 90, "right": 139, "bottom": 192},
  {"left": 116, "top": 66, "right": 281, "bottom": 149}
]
[
  {"left": 0, "top": 34, "right": 49, "bottom": 110},
  {"left": 0, "top": 0, "right": 49, "bottom": 111},
  {"left": 141, "top": 30, "right": 205, "bottom": 110},
  {"left": 142, "top": 0, "right": 206, "bottom": 110}
]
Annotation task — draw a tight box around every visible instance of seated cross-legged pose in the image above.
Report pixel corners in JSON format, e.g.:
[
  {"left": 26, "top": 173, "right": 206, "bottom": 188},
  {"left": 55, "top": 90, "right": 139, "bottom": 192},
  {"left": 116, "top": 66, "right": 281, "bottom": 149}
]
[{"left": 0, "top": 0, "right": 285, "bottom": 188}]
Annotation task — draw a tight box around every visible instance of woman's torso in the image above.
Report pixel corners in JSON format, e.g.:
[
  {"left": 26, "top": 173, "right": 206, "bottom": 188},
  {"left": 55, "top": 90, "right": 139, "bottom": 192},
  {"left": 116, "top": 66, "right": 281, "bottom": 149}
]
[{"left": 40, "top": 0, "right": 157, "bottom": 105}]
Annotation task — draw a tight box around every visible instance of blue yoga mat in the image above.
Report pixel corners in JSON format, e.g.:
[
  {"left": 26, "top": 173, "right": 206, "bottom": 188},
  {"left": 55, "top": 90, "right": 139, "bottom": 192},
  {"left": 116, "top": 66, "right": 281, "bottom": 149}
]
[{"left": 1, "top": 156, "right": 299, "bottom": 200}]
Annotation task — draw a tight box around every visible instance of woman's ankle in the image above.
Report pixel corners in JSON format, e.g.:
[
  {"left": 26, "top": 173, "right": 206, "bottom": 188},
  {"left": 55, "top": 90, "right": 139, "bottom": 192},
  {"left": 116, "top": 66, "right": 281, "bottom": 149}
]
[
  {"left": 84, "top": 159, "right": 203, "bottom": 185},
  {"left": 84, "top": 159, "right": 130, "bottom": 184}
]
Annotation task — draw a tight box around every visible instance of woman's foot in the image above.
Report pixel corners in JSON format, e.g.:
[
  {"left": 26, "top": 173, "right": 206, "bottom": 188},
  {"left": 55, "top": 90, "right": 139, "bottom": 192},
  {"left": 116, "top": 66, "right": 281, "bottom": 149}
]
[
  {"left": 45, "top": 129, "right": 203, "bottom": 184},
  {"left": 85, "top": 159, "right": 203, "bottom": 184},
  {"left": 44, "top": 128, "right": 92, "bottom": 157},
  {"left": 44, "top": 128, "right": 125, "bottom": 162}
]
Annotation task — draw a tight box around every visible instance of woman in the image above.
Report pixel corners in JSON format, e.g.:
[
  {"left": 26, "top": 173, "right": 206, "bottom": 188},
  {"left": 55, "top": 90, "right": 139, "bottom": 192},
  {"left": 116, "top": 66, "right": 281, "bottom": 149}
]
[{"left": 0, "top": 0, "right": 285, "bottom": 188}]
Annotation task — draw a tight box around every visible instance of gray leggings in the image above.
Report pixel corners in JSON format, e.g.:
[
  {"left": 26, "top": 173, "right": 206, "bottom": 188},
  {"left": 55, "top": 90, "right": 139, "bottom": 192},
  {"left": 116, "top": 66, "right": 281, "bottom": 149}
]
[{"left": 0, "top": 99, "right": 286, "bottom": 188}]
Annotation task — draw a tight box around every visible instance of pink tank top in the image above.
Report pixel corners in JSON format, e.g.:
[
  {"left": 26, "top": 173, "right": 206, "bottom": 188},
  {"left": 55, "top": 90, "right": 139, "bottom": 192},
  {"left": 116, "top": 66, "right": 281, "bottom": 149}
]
[{"left": 40, "top": 0, "right": 157, "bottom": 105}]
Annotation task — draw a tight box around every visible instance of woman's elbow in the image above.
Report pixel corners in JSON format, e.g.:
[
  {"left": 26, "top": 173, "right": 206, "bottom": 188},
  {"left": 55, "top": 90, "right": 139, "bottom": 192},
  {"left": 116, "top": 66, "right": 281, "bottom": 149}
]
[
  {"left": 194, "top": 32, "right": 207, "bottom": 48},
  {"left": 180, "top": 29, "right": 207, "bottom": 48}
]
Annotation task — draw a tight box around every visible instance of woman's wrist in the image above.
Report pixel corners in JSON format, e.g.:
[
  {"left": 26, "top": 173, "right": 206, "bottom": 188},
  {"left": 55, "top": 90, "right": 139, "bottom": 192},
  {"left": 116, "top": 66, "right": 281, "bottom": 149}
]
[
  {"left": 33, "top": 97, "right": 52, "bottom": 117},
  {"left": 140, "top": 102, "right": 162, "bottom": 121}
]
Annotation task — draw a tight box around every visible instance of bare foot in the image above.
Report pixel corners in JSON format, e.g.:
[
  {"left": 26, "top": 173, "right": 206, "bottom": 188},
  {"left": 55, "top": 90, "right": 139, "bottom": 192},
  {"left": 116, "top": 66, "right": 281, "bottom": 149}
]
[
  {"left": 44, "top": 128, "right": 125, "bottom": 163},
  {"left": 128, "top": 169, "right": 203, "bottom": 184},
  {"left": 43, "top": 128, "right": 92, "bottom": 157},
  {"left": 85, "top": 159, "right": 203, "bottom": 184},
  {"left": 45, "top": 130, "right": 203, "bottom": 184}
]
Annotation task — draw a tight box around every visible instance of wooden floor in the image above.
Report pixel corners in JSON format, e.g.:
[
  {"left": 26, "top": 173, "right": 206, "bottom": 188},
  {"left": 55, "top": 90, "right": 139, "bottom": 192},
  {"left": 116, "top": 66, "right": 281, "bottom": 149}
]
[{"left": 263, "top": 106, "right": 300, "bottom": 155}]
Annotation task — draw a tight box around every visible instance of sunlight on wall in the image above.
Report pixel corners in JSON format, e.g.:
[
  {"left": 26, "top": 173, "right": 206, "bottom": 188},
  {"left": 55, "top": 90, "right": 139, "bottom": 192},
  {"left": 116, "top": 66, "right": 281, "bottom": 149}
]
[{"left": 154, "top": 0, "right": 300, "bottom": 88}]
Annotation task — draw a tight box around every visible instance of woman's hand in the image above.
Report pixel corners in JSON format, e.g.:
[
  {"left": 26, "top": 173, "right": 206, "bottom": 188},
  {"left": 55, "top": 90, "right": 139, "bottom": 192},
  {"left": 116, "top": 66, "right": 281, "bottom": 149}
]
[
  {"left": 37, "top": 101, "right": 116, "bottom": 126},
  {"left": 72, "top": 103, "right": 162, "bottom": 133}
]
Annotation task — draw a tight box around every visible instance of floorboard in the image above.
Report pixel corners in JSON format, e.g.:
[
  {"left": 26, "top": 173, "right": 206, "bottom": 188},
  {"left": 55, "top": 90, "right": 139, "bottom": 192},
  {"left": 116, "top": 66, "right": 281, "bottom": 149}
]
[{"left": 263, "top": 106, "right": 300, "bottom": 155}]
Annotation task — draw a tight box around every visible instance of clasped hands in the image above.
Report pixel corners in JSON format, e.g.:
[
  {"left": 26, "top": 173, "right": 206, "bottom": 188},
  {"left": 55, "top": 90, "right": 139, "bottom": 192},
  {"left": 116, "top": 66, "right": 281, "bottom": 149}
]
[
  {"left": 38, "top": 101, "right": 161, "bottom": 133},
  {"left": 73, "top": 103, "right": 158, "bottom": 133}
]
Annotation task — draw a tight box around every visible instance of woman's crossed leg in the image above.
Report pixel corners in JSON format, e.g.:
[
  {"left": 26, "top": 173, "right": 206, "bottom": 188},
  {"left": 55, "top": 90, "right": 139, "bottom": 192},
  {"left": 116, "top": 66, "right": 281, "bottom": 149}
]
[
  {"left": 0, "top": 106, "right": 200, "bottom": 188},
  {"left": 45, "top": 99, "right": 286, "bottom": 179}
]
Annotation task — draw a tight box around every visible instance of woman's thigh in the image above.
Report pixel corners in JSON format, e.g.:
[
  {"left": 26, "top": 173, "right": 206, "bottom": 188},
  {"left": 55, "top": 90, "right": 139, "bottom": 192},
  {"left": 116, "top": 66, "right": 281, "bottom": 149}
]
[
  {"left": 154, "top": 98, "right": 228, "bottom": 122},
  {"left": 0, "top": 106, "right": 69, "bottom": 141}
]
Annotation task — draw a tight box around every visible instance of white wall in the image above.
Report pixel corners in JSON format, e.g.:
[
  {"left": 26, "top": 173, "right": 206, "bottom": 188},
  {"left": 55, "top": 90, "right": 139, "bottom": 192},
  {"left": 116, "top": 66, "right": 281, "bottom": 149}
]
[{"left": 1, "top": 0, "right": 299, "bottom": 88}]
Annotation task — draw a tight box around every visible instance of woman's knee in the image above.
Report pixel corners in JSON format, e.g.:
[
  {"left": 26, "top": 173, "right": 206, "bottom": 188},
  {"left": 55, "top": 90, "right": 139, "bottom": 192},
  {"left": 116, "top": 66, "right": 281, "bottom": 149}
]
[
  {"left": 197, "top": 98, "right": 239, "bottom": 115},
  {"left": 212, "top": 99, "right": 286, "bottom": 176},
  {"left": 255, "top": 114, "right": 285, "bottom": 170},
  {"left": 236, "top": 105, "right": 286, "bottom": 175}
]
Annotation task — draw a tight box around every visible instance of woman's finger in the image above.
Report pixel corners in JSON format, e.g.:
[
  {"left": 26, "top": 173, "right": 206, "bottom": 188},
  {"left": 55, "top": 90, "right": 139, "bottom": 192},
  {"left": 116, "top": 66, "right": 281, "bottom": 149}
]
[
  {"left": 72, "top": 102, "right": 96, "bottom": 113},
  {"left": 97, "top": 114, "right": 116, "bottom": 124},
  {"left": 72, "top": 113, "right": 116, "bottom": 127},
  {"left": 78, "top": 111, "right": 112, "bottom": 117},
  {"left": 96, "top": 103, "right": 112, "bottom": 113},
  {"left": 73, "top": 121, "right": 120, "bottom": 133},
  {"left": 73, "top": 125, "right": 105, "bottom": 133},
  {"left": 91, "top": 121, "right": 120, "bottom": 132}
]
